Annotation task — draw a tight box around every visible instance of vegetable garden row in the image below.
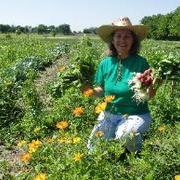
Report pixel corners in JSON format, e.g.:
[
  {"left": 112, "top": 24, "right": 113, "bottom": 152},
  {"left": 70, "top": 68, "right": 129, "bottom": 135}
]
[{"left": 0, "top": 35, "right": 179, "bottom": 179}]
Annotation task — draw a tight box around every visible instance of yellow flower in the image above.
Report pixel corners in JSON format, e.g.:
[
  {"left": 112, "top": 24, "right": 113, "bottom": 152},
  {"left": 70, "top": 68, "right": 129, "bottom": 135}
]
[
  {"left": 95, "top": 131, "right": 104, "bottom": 137},
  {"left": 82, "top": 87, "right": 94, "bottom": 97},
  {"left": 175, "top": 175, "right": 180, "bottom": 180},
  {"left": 45, "top": 137, "right": 53, "bottom": 143},
  {"left": 56, "top": 121, "right": 69, "bottom": 129},
  {"left": 17, "top": 140, "right": 26, "bottom": 147},
  {"left": 34, "top": 173, "right": 46, "bottom": 180},
  {"left": 73, "top": 152, "right": 83, "bottom": 161},
  {"left": 28, "top": 140, "right": 42, "bottom": 153},
  {"left": 104, "top": 95, "right": 115, "bottom": 103},
  {"left": 158, "top": 125, "right": 166, "bottom": 133},
  {"left": 95, "top": 102, "right": 107, "bottom": 114},
  {"left": 59, "top": 66, "right": 66, "bottom": 72},
  {"left": 5, "top": 80, "right": 12, "bottom": 86},
  {"left": 34, "top": 127, "right": 41, "bottom": 133},
  {"left": 72, "top": 136, "right": 81, "bottom": 144},
  {"left": 65, "top": 138, "right": 72, "bottom": 144},
  {"left": 58, "top": 136, "right": 72, "bottom": 144},
  {"left": 20, "top": 152, "right": 31, "bottom": 162},
  {"left": 58, "top": 137, "right": 67, "bottom": 144},
  {"left": 73, "top": 107, "right": 84, "bottom": 117}
]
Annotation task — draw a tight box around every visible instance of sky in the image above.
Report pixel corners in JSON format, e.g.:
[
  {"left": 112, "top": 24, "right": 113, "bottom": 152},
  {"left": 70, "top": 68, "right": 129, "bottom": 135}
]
[{"left": 0, "top": 0, "right": 179, "bottom": 31}]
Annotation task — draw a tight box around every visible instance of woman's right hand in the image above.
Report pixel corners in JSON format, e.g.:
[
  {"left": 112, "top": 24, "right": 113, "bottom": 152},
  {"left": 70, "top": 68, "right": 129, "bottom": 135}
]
[{"left": 93, "top": 86, "right": 104, "bottom": 97}]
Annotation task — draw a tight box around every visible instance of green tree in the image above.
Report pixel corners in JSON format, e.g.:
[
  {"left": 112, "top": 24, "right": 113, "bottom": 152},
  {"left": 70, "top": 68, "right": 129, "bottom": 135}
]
[
  {"left": 83, "top": 27, "right": 97, "bottom": 34},
  {"left": 141, "top": 6, "right": 180, "bottom": 40},
  {"left": 37, "top": 24, "right": 48, "bottom": 34},
  {"left": 0, "top": 24, "right": 11, "bottom": 33},
  {"left": 56, "top": 24, "right": 72, "bottom": 35},
  {"left": 168, "top": 7, "right": 180, "bottom": 40}
]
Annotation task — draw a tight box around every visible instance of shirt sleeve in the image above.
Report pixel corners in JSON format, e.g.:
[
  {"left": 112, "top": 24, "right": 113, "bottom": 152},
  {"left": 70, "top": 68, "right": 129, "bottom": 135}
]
[{"left": 94, "top": 60, "right": 104, "bottom": 87}]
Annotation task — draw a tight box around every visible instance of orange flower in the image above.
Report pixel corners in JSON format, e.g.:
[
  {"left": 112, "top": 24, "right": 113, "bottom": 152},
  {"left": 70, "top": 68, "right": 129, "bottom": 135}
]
[
  {"left": 56, "top": 121, "right": 69, "bottom": 129},
  {"left": 95, "top": 102, "right": 107, "bottom": 114},
  {"left": 28, "top": 140, "right": 42, "bottom": 153},
  {"left": 95, "top": 131, "right": 104, "bottom": 137},
  {"left": 104, "top": 95, "right": 115, "bottom": 103},
  {"left": 20, "top": 152, "right": 31, "bottom": 162},
  {"left": 82, "top": 87, "right": 94, "bottom": 97},
  {"left": 73, "top": 107, "right": 84, "bottom": 117},
  {"left": 34, "top": 173, "right": 46, "bottom": 180}
]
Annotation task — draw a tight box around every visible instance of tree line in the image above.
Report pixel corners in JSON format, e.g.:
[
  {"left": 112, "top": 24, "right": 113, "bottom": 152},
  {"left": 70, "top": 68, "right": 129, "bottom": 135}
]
[
  {"left": 0, "top": 6, "right": 179, "bottom": 40},
  {"left": 141, "top": 6, "right": 180, "bottom": 40},
  {"left": 0, "top": 24, "right": 72, "bottom": 35},
  {"left": 0, "top": 23, "right": 98, "bottom": 36}
]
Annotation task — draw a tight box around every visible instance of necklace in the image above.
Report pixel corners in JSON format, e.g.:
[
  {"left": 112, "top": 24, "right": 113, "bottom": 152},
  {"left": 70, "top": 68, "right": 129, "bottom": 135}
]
[{"left": 115, "top": 58, "right": 123, "bottom": 84}]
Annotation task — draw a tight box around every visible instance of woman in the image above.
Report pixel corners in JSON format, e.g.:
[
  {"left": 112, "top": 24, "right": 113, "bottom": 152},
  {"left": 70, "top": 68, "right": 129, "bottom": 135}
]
[{"left": 88, "top": 17, "right": 156, "bottom": 154}]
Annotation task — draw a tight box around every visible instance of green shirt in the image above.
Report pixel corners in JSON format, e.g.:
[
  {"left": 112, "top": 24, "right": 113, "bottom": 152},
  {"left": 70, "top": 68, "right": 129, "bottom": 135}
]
[{"left": 94, "top": 55, "right": 150, "bottom": 115}]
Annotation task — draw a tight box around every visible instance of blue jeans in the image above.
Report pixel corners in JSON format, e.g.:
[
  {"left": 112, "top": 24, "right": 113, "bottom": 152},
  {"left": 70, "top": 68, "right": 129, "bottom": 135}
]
[{"left": 87, "top": 111, "right": 152, "bottom": 152}]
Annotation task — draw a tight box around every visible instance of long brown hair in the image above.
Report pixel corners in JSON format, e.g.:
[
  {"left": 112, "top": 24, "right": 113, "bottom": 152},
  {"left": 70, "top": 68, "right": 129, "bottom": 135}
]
[{"left": 108, "top": 30, "right": 141, "bottom": 57}]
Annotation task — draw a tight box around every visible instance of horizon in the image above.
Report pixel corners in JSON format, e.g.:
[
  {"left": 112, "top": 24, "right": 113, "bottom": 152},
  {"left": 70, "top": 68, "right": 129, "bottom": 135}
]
[{"left": 0, "top": 0, "right": 179, "bottom": 31}]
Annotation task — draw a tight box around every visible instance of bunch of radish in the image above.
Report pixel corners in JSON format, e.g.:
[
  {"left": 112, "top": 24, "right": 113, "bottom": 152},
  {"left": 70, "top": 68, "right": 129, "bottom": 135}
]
[{"left": 137, "top": 69, "right": 153, "bottom": 87}]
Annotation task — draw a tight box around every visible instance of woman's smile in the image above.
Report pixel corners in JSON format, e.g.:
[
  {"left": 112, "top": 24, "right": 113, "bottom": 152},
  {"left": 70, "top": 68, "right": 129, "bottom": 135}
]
[{"left": 112, "top": 29, "right": 133, "bottom": 58}]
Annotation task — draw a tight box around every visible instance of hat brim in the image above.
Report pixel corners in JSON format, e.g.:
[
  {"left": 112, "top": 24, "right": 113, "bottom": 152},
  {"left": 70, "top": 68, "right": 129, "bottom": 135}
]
[{"left": 96, "top": 25, "right": 149, "bottom": 43}]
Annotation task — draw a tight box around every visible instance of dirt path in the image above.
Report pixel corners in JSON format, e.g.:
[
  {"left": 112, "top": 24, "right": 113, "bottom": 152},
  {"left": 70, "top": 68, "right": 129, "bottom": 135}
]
[
  {"left": 0, "top": 56, "right": 68, "bottom": 178},
  {"left": 0, "top": 145, "right": 23, "bottom": 178},
  {"left": 34, "top": 56, "right": 68, "bottom": 111}
]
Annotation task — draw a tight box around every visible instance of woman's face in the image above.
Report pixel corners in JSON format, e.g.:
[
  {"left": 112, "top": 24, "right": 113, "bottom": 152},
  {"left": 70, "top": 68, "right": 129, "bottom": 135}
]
[{"left": 112, "top": 29, "right": 134, "bottom": 56}]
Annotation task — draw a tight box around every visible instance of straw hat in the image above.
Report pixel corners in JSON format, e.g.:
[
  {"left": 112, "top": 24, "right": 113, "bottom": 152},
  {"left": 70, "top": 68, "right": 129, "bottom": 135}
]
[{"left": 96, "top": 17, "right": 148, "bottom": 43}]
